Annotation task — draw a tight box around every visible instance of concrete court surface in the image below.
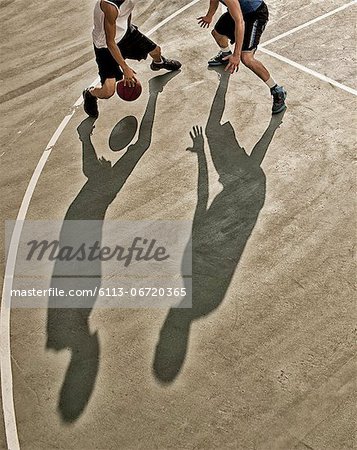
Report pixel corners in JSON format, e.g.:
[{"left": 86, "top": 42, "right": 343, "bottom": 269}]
[{"left": 0, "top": 0, "right": 356, "bottom": 449}]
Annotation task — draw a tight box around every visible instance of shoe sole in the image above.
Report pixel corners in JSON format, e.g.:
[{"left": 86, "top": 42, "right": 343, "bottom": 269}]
[
  {"left": 208, "top": 61, "right": 229, "bottom": 67},
  {"left": 150, "top": 63, "right": 182, "bottom": 72}
]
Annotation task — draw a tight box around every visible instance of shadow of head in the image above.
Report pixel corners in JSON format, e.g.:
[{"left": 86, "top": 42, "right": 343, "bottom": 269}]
[{"left": 109, "top": 115, "right": 138, "bottom": 151}]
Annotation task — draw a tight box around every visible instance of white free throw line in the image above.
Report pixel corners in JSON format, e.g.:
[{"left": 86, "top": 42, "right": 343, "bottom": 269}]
[
  {"left": 259, "top": 46, "right": 357, "bottom": 97},
  {"left": 260, "top": 0, "right": 357, "bottom": 48},
  {"left": 0, "top": 1, "right": 201, "bottom": 449}
]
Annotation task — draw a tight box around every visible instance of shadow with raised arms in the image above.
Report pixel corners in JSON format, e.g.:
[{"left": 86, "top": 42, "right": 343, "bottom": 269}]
[
  {"left": 46, "top": 71, "right": 179, "bottom": 422},
  {"left": 153, "top": 69, "right": 286, "bottom": 383}
]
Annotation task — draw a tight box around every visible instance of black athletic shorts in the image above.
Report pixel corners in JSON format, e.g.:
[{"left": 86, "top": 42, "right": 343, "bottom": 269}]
[
  {"left": 94, "top": 24, "right": 157, "bottom": 84},
  {"left": 214, "top": 2, "right": 269, "bottom": 51}
]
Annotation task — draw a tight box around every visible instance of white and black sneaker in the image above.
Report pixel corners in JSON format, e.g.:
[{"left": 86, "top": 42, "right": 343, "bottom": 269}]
[
  {"left": 208, "top": 50, "right": 232, "bottom": 66},
  {"left": 83, "top": 88, "right": 99, "bottom": 118},
  {"left": 150, "top": 56, "right": 182, "bottom": 72}
]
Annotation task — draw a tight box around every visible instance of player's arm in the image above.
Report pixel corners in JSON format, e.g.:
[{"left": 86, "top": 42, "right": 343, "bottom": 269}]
[
  {"left": 197, "top": 0, "right": 220, "bottom": 28},
  {"left": 101, "top": 1, "right": 137, "bottom": 86},
  {"left": 223, "top": 0, "right": 245, "bottom": 73}
]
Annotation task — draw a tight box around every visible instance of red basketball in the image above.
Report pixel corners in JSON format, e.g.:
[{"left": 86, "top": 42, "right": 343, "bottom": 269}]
[{"left": 116, "top": 79, "right": 142, "bottom": 102}]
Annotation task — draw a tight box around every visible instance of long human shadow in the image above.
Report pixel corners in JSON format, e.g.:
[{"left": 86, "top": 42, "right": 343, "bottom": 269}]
[
  {"left": 46, "top": 71, "right": 179, "bottom": 422},
  {"left": 153, "top": 70, "right": 286, "bottom": 383}
]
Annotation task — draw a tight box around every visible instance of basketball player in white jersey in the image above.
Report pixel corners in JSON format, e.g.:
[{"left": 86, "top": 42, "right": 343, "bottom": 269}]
[
  {"left": 198, "top": 0, "right": 287, "bottom": 114},
  {"left": 84, "top": 0, "right": 181, "bottom": 118}
]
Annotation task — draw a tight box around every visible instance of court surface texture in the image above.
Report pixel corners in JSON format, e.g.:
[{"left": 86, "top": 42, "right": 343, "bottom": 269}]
[{"left": 0, "top": 0, "right": 356, "bottom": 449}]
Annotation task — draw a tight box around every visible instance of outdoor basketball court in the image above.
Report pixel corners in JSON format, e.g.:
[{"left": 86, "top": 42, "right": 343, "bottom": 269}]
[{"left": 0, "top": 0, "right": 356, "bottom": 449}]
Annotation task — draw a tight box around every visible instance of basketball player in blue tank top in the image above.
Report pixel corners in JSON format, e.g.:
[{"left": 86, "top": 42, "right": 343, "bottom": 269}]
[{"left": 198, "top": 0, "right": 287, "bottom": 114}]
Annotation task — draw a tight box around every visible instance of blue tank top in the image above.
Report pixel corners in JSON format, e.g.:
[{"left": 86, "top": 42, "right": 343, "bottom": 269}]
[{"left": 220, "top": 0, "right": 263, "bottom": 15}]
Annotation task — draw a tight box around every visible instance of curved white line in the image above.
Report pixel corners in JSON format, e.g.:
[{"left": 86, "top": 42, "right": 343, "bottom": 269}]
[
  {"left": 2, "top": 0, "right": 354, "bottom": 446},
  {"left": 0, "top": 1, "right": 201, "bottom": 449}
]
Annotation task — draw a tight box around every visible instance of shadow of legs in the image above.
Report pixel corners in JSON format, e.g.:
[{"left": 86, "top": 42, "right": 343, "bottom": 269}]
[
  {"left": 58, "top": 331, "right": 100, "bottom": 422},
  {"left": 153, "top": 310, "right": 191, "bottom": 383}
]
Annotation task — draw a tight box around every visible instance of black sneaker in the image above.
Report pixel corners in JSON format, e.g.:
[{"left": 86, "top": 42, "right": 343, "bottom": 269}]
[
  {"left": 83, "top": 88, "right": 99, "bottom": 118},
  {"left": 271, "top": 85, "right": 287, "bottom": 114},
  {"left": 150, "top": 56, "right": 182, "bottom": 72},
  {"left": 208, "top": 50, "right": 232, "bottom": 66}
]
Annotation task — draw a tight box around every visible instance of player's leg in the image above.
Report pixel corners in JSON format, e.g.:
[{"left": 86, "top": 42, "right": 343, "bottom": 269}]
[
  {"left": 240, "top": 54, "right": 286, "bottom": 116},
  {"left": 90, "top": 79, "right": 116, "bottom": 99},
  {"left": 83, "top": 46, "right": 123, "bottom": 118},
  {"left": 241, "top": 3, "right": 287, "bottom": 114},
  {"left": 208, "top": 12, "right": 233, "bottom": 66},
  {"left": 150, "top": 45, "right": 182, "bottom": 71},
  {"left": 212, "top": 29, "right": 229, "bottom": 48},
  {"left": 240, "top": 51, "right": 270, "bottom": 81},
  {"left": 149, "top": 45, "right": 163, "bottom": 63},
  {"left": 118, "top": 25, "right": 181, "bottom": 72},
  {"left": 83, "top": 79, "right": 117, "bottom": 118}
]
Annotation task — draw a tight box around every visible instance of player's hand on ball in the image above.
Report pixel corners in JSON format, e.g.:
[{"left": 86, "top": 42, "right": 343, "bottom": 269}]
[
  {"left": 224, "top": 54, "right": 240, "bottom": 74},
  {"left": 187, "top": 126, "right": 204, "bottom": 153},
  {"left": 197, "top": 15, "right": 212, "bottom": 28},
  {"left": 123, "top": 66, "right": 137, "bottom": 87}
]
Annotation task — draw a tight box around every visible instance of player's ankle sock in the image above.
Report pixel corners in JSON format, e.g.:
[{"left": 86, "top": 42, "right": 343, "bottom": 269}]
[
  {"left": 220, "top": 46, "right": 231, "bottom": 53},
  {"left": 220, "top": 47, "right": 231, "bottom": 53},
  {"left": 154, "top": 57, "right": 164, "bottom": 64},
  {"left": 265, "top": 77, "right": 277, "bottom": 89}
]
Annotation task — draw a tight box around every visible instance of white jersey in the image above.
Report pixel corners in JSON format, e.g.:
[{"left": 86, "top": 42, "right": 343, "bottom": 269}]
[{"left": 92, "top": 0, "right": 137, "bottom": 49}]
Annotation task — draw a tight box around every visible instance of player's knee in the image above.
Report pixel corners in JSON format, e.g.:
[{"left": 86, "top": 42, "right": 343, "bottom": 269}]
[
  {"left": 241, "top": 53, "right": 254, "bottom": 68},
  {"left": 211, "top": 29, "right": 217, "bottom": 38}
]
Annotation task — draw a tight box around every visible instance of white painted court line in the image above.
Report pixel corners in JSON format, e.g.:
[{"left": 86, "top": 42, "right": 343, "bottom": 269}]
[
  {"left": 222, "top": 0, "right": 356, "bottom": 96},
  {"left": 259, "top": 47, "right": 357, "bottom": 96},
  {"left": 147, "top": 0, "right": 201, "bottom": 35},
  {"left": 258, "top": 0, "right": 357, "bottom": 96},
  {"left": 260, "top": 0, "right": 357, "bottom": 48},
  {"left": 1, "top": 114, "right": 78, "bottom": 450},
  {"left": 1, "top": 0, "right": 355, "bottom": 446},
  {"left": 0, "top": 1, "right": 201, "bottom": 449}
]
